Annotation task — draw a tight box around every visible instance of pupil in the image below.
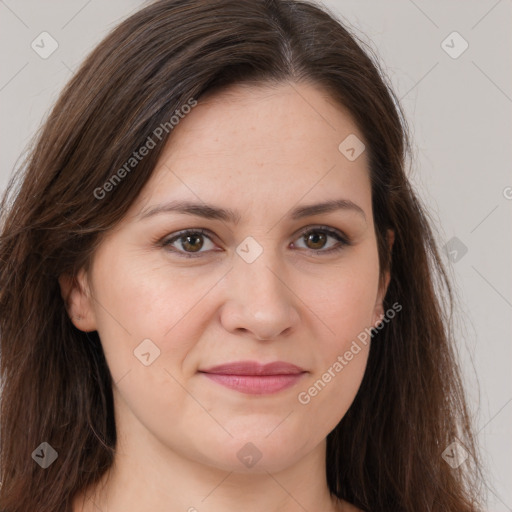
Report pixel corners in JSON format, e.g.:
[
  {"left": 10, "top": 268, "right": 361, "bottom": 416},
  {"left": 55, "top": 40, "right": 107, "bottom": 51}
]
[
  {"left": 183, "top": 234, "right": 203, "bottom": 252},
  {"left": 306, "top": 232, "right": 326, "bottom": 249}
]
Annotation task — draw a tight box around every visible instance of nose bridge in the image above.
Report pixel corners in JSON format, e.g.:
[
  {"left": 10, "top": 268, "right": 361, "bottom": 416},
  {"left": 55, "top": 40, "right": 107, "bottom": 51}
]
[
  {"left": 221, "top": 235, "right": 300, "bottom": 339},
  {"left": 242, "top": 254, "right": 283, "bottom": 299},
  {"left": 237, "top": 237, "right": 289, "bottom": 306}
]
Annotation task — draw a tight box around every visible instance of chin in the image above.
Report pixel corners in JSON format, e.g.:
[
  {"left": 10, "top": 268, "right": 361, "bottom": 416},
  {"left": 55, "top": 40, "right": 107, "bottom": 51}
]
[{"left": 191, "top": 428, "right": 313, "bottom": 474}]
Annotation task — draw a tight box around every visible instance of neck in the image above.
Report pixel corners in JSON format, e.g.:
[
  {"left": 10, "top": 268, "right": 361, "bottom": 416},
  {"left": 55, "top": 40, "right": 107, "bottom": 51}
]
[
  {"left": 73, "top": 414, "right": 344, "bottom": 511},
  {"left": 72, "top": 387, "right": 348, "bottom": 512}
]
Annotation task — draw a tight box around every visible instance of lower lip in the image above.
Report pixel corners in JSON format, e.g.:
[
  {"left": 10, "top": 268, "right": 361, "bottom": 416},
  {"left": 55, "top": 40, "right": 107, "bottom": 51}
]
[{"left": 201, "top": 372, "right": 306, "bottom": 394}]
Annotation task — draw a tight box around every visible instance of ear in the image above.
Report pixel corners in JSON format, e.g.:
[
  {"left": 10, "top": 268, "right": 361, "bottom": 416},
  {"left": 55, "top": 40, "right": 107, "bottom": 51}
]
[
  {"left": 372, "top": 229, "right": 395, "bottom": 327},
  {"left": 58, "top": 268, "right": 97, "bottom": 332}
]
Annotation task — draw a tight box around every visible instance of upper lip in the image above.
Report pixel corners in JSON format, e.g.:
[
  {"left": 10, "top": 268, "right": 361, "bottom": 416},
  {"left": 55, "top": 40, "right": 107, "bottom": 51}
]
[{"left": 199, "top": 361, "right": 306, "bottom": 375}]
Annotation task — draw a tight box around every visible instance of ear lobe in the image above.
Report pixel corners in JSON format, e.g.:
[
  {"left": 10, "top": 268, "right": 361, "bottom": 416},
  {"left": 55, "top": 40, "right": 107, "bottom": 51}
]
[
  {"left": 58, "top": 270, "right": 97, "bottom": 332},
  {"left": 372, "top": 293, "right": 386, "bottom": 329},
  {"left": 372, "top": 229, "right": 395, "bottom": 328}
]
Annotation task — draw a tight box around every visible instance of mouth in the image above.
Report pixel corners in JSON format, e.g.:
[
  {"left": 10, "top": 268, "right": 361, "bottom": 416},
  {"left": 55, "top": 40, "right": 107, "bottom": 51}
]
[{"left": 198, "top": 361, "right": 308, "bottom": 395}]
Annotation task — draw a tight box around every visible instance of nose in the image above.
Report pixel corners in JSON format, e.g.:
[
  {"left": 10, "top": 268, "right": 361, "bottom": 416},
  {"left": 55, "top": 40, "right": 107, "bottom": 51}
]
[{"left": 219, "top": 249, "right": 301, "bottom": 341}]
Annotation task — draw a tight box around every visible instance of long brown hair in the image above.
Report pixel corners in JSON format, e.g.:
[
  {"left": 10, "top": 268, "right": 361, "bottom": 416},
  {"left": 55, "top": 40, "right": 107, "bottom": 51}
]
[{"left": 0, "top": 0, "right": 484, "bottom": 510}]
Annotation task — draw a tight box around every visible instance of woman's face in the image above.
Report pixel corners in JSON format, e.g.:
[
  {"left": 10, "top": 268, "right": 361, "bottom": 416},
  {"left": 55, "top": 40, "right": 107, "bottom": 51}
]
[{"left": 62, "top": 81, "right": 390, "bottom": 473}]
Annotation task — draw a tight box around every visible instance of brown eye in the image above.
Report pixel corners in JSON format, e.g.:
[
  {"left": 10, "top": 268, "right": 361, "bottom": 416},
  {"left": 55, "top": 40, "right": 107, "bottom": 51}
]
[
  {"left": 180, "top": 233, "right": 204, "bottom": 252},
  {"left": 304, "top": 231, "right": 327, "bottom": 250},
  {"left": 293, "top": 226, "right": 349, "bottom": 255},
  {"left": 162, "top": 229, "right": 216, "bottom": 257}
]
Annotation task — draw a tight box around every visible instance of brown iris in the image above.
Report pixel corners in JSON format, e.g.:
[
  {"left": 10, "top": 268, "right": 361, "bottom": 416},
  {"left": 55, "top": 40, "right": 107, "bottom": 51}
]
[
  {"left": 181, "top": 233, "right": 204, "bottom": 252},
  {"left": 304, "top": 231, "right": 327, "bottom": 250}
]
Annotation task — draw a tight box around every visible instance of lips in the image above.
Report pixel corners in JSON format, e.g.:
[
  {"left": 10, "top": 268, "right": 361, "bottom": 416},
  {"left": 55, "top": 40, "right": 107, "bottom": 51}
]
[
  {"left": 199, "top": 361, "right": 307, "bottom": 394},
  {"left": 201, "top": 360, "right": 306, "bottom": 375}
]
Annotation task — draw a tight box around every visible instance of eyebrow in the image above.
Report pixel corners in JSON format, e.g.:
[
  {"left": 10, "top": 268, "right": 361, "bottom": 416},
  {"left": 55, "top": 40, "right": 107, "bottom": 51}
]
[{"left": 138, "top": 198, "right": 366, "bottom": 224}]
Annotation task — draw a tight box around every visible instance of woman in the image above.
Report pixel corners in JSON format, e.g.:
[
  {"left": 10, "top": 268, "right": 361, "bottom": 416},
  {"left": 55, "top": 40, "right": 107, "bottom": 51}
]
[{"left": 0, "top": 0, "right": 484, "bottom": 510}]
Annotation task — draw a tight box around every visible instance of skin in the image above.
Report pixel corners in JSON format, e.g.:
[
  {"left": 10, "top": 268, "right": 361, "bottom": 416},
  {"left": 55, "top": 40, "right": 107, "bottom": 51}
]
[{"left": 61, "top": 80, "right": 392, "bottom": 512}]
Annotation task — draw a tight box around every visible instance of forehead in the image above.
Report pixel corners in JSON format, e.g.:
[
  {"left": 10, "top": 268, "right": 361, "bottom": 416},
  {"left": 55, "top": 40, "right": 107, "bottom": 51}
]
[{"left": 131, "top": 81, "right": 371, "bottom": 220}]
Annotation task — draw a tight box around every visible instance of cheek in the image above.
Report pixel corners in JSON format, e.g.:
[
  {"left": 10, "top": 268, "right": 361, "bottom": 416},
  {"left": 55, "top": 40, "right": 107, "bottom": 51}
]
[
  {"left": 88, "top": 254, "right": 210, "bottom": 440},
  {"left": 306, "top": 246, "right": 381, "bottom": 348},
  {"left": 295, "top": 341, "right": 369, "bottom": 441},
  {"left": 295, "top": 278, "right": 377, "bottom": 435},
  {"left": 89, "top": 249, "right": 211, "bottom": 383},
  {"left": 292, "top": 246, "right": 379, "bottom": 426}
]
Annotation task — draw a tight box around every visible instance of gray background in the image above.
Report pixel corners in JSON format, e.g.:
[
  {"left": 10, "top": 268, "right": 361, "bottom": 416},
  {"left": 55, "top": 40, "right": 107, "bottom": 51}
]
[{"left": 1, "top": 0, "right": 510, "bottom": 509}]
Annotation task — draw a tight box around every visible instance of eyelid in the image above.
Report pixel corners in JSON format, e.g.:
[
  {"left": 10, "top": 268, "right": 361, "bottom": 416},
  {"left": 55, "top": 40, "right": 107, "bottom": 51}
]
[
  {"left": 294, "top": 224, "right": 349, "bottom": 242},
  {"left": 160, "top": 224, "right": 351, "bottom": 258},
  {"left": 160, "top": 228, "right": 218, "bottom": 256},
  {"left": 290, "top": 225, "right": 350, "bottom": 256}
]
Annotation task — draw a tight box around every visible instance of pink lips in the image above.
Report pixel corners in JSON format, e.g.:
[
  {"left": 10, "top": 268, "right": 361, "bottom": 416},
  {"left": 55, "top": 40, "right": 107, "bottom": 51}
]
[{"left": 199, "top": 361, "right": 307, "bottom": 395}]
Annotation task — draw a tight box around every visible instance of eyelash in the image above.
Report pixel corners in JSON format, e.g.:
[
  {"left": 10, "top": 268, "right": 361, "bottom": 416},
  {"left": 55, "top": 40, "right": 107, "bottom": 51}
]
[{"left": 160, "top": 225, "right": 351, "bottom": 259}]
